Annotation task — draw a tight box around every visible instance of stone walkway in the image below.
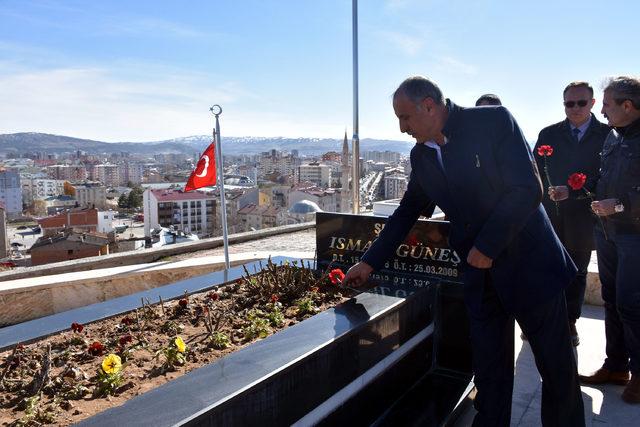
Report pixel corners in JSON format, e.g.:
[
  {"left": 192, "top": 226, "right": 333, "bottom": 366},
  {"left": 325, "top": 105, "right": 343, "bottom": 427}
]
[{"left": 455, "top": 304, "right": 639, "bottom": 426}]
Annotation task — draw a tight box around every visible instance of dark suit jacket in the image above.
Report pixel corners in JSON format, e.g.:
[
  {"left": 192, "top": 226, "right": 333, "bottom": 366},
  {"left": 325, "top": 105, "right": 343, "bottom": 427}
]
[
  {"left": 361, "top": 101, "right": 576, "bottom": 314},
  {"left": 534, "top": 115, "right": 610, "bottom": 251}
]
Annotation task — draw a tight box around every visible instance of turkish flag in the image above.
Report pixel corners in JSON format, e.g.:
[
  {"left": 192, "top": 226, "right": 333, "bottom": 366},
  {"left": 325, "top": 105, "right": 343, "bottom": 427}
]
[{"left": 185, "top": 143, "right": 217, "bottom": 191}]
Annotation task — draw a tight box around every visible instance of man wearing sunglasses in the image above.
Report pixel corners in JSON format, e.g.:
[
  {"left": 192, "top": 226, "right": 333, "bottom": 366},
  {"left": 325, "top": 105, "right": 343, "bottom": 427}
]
[
  {"left": 534, "top": 81, "right": 610, "bottom": 347},
  {"left": 568, "top": 76, "right": 640, "bottom": 404}
]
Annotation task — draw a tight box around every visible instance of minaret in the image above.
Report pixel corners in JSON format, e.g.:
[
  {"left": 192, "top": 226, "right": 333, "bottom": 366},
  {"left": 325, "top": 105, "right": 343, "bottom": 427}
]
[{"left": 341, "top": 130, "right": 350, "bottom": 213}]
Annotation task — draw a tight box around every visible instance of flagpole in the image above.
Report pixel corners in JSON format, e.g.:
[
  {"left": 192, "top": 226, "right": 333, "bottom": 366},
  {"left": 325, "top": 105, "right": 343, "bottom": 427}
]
[
  {"left": 351, "top": 0, "right": 360, "bottom": 214},
  {"left": 210, "top": 105, "right": 230, "bottom": 270}
]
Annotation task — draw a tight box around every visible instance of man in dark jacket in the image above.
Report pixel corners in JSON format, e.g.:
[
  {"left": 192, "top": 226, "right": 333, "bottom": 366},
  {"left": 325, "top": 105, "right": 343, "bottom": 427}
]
[
  {"left": 534, "top": 81, "right": 610, "bottom": 346},
  {"left": 345, "top": 76, "right": 584, "bottom": 426},
  {"left": 565, "top": 76, "right": 640, "bottom": 404}
]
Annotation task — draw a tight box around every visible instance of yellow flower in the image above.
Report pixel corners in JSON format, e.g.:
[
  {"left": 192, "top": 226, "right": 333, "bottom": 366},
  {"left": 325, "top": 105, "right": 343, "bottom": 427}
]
[
  {"left": 174, "top": 336, "right": 186, "bottom": 353},
  {"left": 101, "top": 354, "right": 122, "bottom": 374}
]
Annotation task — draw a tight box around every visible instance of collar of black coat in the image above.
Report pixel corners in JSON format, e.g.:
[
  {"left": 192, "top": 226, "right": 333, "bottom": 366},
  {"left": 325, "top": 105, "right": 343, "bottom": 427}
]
[
  {"left": 617, "top": 117, "right": 640, "bottom": 138},
  {"left": 441, "top": 99, "right": 462, "bottom": 138}
]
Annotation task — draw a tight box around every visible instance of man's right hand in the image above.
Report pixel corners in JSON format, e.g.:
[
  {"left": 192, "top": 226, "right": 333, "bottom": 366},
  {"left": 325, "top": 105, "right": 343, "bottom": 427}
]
[
  {"left": 343, "top": 262, "right": 373, "bottom": 287},
  {"left": 549, "top": 185, "right": 569, "bottom": 201}
]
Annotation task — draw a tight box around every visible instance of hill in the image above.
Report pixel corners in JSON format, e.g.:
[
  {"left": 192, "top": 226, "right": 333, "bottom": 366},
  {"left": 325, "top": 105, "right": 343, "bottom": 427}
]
[{"left": 0, "top": 133, "right": 414, "bottom": 157}]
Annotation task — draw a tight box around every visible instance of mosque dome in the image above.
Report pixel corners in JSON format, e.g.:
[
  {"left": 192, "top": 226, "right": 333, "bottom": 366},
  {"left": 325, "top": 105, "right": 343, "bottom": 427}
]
[{"left": 288, "top": 200, "right": 323, "bottom": 214}]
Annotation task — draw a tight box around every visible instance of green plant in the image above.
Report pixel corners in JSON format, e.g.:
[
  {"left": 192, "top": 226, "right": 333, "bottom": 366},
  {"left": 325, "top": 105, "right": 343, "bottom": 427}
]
[
  {"left": 296, "top": 297, "right": 318, "bottom": 316},
  {"left": 265, "top": 302, "right": 285, "bottom": 327},
  {"left": 155, "top": 337, "right": 187, "bottom": 370},
  {"left": 160, "top": 320, "right": 184, "bottom": 336},
  {"left": 94, "top": 354, "right": 125, "bottom": 397},
  {"left": 242, "top": 311, "right": 271, "bottom": 341},
  {"left": 14, "top": 394, "right": 58, "bottom": 426},
  {"left": 209, "top": 331, "right": 231, "bottom": 349}
]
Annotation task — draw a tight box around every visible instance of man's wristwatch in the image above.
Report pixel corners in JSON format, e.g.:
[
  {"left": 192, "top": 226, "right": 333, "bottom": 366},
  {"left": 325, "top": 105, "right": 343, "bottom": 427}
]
[{"left": 614, "top": 199, "right": 625, "bottom": 213}]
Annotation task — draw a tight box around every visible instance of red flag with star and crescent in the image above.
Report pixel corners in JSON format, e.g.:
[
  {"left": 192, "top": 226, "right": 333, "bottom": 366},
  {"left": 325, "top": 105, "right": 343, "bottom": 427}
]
[{"left": 185, "top": 143, "right": 217, "bottom": 191}]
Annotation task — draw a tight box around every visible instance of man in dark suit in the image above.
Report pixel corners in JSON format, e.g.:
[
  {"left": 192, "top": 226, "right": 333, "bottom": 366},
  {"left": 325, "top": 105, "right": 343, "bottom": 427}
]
[
  {"left": 344, "top": 76, "right": 584, "bottom": 426},
  {"left": 534, "top": 81, "right": 610, "bottom": 346}
]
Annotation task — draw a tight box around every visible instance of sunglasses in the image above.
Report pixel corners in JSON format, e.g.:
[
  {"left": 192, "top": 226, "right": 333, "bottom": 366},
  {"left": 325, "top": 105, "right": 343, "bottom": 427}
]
[{"left": 564, "top": 100, "right": 589, "bottom": 108}]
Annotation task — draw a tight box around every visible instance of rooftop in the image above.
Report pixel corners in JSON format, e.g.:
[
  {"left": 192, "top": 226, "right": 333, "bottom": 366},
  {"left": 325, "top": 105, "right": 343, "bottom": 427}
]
[{"left": 150, "top": 189, "right": 213, "bottom": 201}]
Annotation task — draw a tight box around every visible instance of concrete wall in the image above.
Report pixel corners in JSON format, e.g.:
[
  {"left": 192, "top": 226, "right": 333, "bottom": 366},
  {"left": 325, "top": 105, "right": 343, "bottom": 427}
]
[{"left": 0, "top": 221, "right": 315, "bottom": 282}]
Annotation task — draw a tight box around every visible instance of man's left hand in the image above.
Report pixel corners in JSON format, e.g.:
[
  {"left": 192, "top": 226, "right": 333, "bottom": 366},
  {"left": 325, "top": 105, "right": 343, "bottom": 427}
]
[
  {"left": 591, "top": 198, "right": 617, "bottom": 217},
  {"left": 467, "top": 246, "right": 493, "bottom": 269}
]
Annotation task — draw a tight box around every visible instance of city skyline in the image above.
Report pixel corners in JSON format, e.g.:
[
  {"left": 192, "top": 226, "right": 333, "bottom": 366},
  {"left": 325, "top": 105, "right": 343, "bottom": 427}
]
[{"left": 1, "top": 1, "right": 639, "bottom": 143}]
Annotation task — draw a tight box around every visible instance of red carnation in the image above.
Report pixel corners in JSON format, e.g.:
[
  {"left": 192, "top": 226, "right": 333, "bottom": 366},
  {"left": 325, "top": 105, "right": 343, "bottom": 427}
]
[
  {"left": 405, "top": 234, "right": 419, "bottom": 246},
  {"left": 328, "top": 268, "right": 345, "bottom": 285},
  {"left": 270, "top": 294, "right": 279, "bottom": 303},
  {"left": 207, "top": 292, "right": 219, "bottom": 301},
  {"left": 567, "top": 173, "right": 587, "bottom": 191},
  {"left": 121, "top": 317, "right": 134, "bottom": 326},
  {"left": 178, "top": 299, "right": 189, "bottom": 307},
  {"left": 71, "top": 322, "right": 84, "bottom": 333},
  {"left": 537, "top": 145, "right": 554, "bottom": 157},
  {"left": 88, "top": 341, "right": 105, "bottom": 356}
]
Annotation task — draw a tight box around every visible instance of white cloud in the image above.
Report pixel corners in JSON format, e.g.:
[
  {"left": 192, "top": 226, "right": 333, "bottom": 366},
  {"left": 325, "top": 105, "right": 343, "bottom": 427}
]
[
  {"left": 436, "top": 56, "right": 477, "bottom": 76},
  {"left": 0, "top": 64, "right": 356, "bottom": 141},
  {"left": 377, "top": 30, "right": 424, "bottom": 56},
  {"left": 0, "top": 66, "right": 246, "bottom": 141}
]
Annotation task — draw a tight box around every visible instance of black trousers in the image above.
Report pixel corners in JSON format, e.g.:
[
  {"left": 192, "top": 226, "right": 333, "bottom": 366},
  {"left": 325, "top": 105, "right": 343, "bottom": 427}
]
[
  {"left": 467, "top": 271, "right": 585, "bottom": 427},
  {"left": 565, "top": 248, "right": 592, "bottom": 323}
]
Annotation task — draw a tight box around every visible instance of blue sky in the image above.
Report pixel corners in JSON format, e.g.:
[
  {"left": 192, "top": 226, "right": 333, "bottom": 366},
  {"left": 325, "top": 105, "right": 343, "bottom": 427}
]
[{"left": 1, "top": 0, "right": 638, "bottom": 143}]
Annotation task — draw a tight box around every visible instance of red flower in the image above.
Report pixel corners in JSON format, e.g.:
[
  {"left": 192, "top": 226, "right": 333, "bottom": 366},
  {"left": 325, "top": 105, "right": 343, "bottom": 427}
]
[
  {"left": 537, "top": 145, "right": 554, "bottom": 157},
  {"left": 121, "top": 317, "right": 134, "bottom": 326},
  {"left": 88, "top": 341, "right": 105, "bottom": 356},
  {"left": 71, "top": 322, "right": 84, "bottom": 333},
  {"left": 328, "top": 268, "right": 345, "bottom": 285},
  {"left": 270, "top": 294, "right": 279, "bottom": 303},
  {"left": 207, "top": 292, "right": 219, "bottom": 301},
  {"left": 178, "top": 299, "right": 189, "bottom": 307},
  {"left": 567, "top": 173, "right": 587, "bottom": 191},
  {"left": 119, "top": 335, "right": 133, "bottom": 346},
  {"left": 405, "top": 234, "right": 419, "bottom": 246}
]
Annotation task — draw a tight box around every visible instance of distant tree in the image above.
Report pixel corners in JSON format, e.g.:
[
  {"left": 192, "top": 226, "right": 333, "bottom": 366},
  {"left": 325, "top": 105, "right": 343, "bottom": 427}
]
[
  {"left": 127, "top": 186, "right": 144, "bottom": 209},
  {"left": 63, "top": 181, "right": 76, "bottom": 196},
  {"left": 118, "top": 193, "right": 129, "bottom": 209},
  {"left": 126, "top": 180, "right": 135, "bottom": 188}
]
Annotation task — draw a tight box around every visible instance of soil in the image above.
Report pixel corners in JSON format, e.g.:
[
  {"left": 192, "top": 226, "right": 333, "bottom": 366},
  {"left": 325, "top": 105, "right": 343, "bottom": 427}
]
[{"left": 0, "top": 261, "right": 352, "bottom": 426}]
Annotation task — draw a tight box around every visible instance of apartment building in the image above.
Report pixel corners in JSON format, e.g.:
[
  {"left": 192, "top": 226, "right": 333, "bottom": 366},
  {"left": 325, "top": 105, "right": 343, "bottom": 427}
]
[
  {"left": 73, "top": 183, "right": 107, "bottom": 209},
  {"left": 297, "top": 162, "right": 332, "bottom": 188},
  {"left": 143, "top": 189, "right": 215, "bottom": 238},
  {"left": 0, "top": 170, "right": 22, "bottom": 218}
]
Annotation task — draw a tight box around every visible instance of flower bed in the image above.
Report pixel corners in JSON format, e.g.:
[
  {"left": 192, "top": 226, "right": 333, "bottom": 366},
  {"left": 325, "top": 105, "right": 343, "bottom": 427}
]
[{"left": 0, "top": 259, "right": 353, "bottom": 426}]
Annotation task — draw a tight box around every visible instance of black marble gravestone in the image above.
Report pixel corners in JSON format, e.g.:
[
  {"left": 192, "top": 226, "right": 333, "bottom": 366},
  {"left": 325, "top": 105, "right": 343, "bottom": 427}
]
[
  {"left": 316, "top": 212, "right": 464, "bottom": 293},
  {"left": 315, "top": 212, "right": 474, "bottom": 425}
]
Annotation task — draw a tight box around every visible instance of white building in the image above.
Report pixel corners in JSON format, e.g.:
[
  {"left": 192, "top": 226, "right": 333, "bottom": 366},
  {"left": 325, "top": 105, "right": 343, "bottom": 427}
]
[
  {"left": 119, "top": 162, "right": 144, "bottom": 185},
  {"left": 143, "top": 189, "right": 216, "bottom": 238},
  {"left": 97, "top": 210, "right": 116, "bottom": 234},
  {"left": 384, "top": 170, "right": 408, "bottom": 200},
  {"left": 21, "top": 178, "right": 66, "bottom": 207},
  {"left": 0, "top": 170, "right": 22, "bottom": 218},
  {"left": 298, "top": 162, "right": 332, "bottom": 188},
  {"left": 257, "top": 151, "right": 298, "bottom": 177},
  {"left": 73, "top": 183, "right": 107, "bottom": 210},
  {"left": 289, "top": 186, "right": 337, "bottom": 212}
]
